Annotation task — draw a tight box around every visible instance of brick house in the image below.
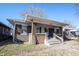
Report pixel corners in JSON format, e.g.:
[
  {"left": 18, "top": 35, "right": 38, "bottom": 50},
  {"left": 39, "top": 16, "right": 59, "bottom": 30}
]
[{"left": 7, "top": 15, "right": 67, "bottom": 45}]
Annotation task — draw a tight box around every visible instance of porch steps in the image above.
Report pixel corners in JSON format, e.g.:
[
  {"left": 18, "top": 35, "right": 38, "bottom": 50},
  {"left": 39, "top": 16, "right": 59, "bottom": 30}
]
[
  {"left": 47, "top": 37, "right": 61, "bottom": 45},
  {"left": 45, "top": 33, "right": 63, "bottom": 46}
]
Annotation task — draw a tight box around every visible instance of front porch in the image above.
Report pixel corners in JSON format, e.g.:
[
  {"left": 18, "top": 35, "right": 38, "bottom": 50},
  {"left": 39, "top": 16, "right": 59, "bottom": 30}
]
[{"left": 14, "top": 22, "right": 64, "bottom": 45}]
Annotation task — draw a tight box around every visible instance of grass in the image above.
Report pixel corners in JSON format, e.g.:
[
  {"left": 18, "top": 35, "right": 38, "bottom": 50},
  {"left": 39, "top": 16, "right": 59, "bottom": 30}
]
[
  {"left": 0, "top": 43, "right": 36, "bottom": 56},
  {"left": 1, "top": 39, "right": 79, "bottom": 56},
  {"left": 0, "top": 40, "right": 47, "bottom": 56}
]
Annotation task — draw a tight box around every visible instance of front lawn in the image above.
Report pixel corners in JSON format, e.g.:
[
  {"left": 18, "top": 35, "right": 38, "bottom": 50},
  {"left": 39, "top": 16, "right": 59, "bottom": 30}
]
[
  {"left": 0, "top": 44, "right": 36, "bottom": 56},
  {"left": 1, "top": 39, "right": 79, "bottom": 56},
  {"left": 0, "top": 41, "right": 47, "bottom": 56}
]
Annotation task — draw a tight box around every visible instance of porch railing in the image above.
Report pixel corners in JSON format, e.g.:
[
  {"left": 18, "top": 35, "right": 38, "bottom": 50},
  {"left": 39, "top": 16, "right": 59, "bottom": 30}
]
[
  {"left": 44, "top": 33, "right": 63, "bottom": 45},
  {"left": 53, "top": 33, "right": 63, "bottom": 43}
]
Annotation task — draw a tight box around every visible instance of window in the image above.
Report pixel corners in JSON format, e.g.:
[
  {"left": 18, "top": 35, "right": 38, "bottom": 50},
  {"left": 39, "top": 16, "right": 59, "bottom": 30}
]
[
  {"left": 55, "top": 28, "right": 60, "bottom": 34},
  {"left": 16, "top": 24, "right": 22, "bottom": 34},
  {"left": 39, "top": 27, "right": 41, "bottom": 33},
  {"left": 37, "top": 27, "right": 39, "bottom": 33},
  {"left": 44, "top": 28, "right": 47, "bottom": 32},
  {"left": 6, "top": 29, "right": 10, "bottom": 35},
  {"left": 4, "top": 27, "right": 7, "bottom": 35},
  {"left": 21, "top": 24, "right": 27, "bottom": 35},
  {"left": 22, "top": 25, "right": 27, "bottom": 32},
  {"left": 27, "top": 26, "right": 31, "bottom": 33},
  {"left": 36, "top": 27, "right": 41, "bottom": 33},
  {"left": 70, "top": 31, "right": 79, "bottom": 37}
]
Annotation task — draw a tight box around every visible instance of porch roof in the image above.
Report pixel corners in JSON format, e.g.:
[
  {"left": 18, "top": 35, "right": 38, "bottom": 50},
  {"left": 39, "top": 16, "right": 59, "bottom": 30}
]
[
  {"left": 7, "top": 15, "right": 68, "bottom": 26},
  {"left": 7, "top": 19, "right": 27, "bottom": 25},
  {"left": 26, "top": 15, "right": 68, "bottom": 26}
]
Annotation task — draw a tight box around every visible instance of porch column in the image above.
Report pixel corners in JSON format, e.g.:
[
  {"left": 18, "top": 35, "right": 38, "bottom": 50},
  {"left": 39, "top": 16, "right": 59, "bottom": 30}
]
[
  {"left": 62, "top": 26, "right": 64, "bottom": 43},
  {"left": 29, "top": 19, "right": 36, "bottom": 44},
  {"left": 13, "top": 24, "right": 15, "bottom": 42}
]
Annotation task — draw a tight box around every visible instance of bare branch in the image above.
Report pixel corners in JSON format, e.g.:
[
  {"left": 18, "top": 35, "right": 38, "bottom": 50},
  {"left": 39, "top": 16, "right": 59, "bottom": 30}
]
[{"left": 21, "top": 6, "right": 45, "bottom": 19}]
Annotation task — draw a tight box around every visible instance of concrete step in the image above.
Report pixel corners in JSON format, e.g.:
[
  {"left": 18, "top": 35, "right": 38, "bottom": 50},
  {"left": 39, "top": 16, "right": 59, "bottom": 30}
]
[
  {"left": 47, "top": 38, "right": 61, "bottom": 45},
  {"left": 49, "top": 41, "right": 61, "bottom": 45}
]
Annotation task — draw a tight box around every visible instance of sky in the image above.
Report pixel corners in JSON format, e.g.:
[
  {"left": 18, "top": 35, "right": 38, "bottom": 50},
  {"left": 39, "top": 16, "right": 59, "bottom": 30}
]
[{"left": 0, "top": 3, "right": 79, "bottom": 28}]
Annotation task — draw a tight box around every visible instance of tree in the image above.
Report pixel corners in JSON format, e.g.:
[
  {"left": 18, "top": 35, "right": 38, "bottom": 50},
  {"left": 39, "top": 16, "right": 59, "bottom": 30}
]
[
  {"left": 63, "top": 20, "right": 76, "bottom": 29},
  {"left": 21, "top": 6, "right": 45, "bottom": 20}
]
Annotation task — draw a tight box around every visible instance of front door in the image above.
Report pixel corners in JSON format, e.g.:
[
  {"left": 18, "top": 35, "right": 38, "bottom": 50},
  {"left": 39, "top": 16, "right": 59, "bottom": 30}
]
[{"left": 48, "top": 28, "right": 54, "bottom": 38}]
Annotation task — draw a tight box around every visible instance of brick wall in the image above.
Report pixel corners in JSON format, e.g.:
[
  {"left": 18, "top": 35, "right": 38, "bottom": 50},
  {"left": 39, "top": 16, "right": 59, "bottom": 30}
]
[{"left": 36, "top": 33, "right": 45, "bottom": 44}]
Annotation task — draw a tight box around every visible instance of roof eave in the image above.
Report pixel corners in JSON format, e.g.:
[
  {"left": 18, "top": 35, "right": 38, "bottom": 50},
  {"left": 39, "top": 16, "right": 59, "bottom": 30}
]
[{"left": 7, "top": 19, "right": 27, "bottom": 25}]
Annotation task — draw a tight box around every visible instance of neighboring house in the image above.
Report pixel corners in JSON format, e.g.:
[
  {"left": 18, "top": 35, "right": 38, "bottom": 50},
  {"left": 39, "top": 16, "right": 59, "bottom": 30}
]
[
  {"left": 7, "top": 15, "right": 67, "bottom": 45},
  {"left": 63, "top": 25, "right": 79, "bottom": 40},
  {"left": 0, "top": 22, "right": 12, "bottom": 42}
]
